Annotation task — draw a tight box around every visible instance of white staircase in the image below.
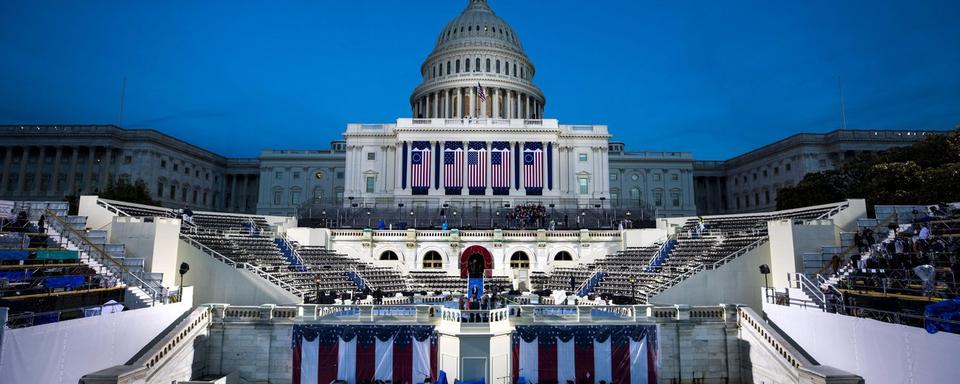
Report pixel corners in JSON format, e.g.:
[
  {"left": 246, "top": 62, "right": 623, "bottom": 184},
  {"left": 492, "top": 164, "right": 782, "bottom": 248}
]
[{"left": 43, "top": 212, "right": 167, "bottom": 307}]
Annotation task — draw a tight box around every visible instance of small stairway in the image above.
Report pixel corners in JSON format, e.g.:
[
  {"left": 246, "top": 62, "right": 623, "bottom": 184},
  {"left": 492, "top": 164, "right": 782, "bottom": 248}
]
[{"left": 44, "top": 214, "right": 166, "bottom": 308}]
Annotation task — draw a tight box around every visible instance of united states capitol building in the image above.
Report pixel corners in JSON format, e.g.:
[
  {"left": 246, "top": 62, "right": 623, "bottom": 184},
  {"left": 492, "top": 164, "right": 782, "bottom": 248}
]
[{"left": 0, "top": 0, "right": 933, "bottom": 218}]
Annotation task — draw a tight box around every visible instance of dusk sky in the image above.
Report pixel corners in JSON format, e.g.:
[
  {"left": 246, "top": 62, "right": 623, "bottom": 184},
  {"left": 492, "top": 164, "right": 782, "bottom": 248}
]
[{"left": 1, "top": 0, "right": 958, "bottom": 160}]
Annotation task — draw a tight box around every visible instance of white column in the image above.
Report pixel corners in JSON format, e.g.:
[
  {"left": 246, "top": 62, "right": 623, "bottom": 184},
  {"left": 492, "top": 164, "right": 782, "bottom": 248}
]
[
  {"left": 506, "top": 91, "right": 513, "bottom": 119},
  {"left": 456, "top": 88, "right": 462, "bottom": 118},
  {"left": 493, "top": 88, "right": 501, "bottom": 118},
  {"left": 525, "top": 94, "right": 531, "bottom": 118},
  {"left": 469, "top": 87, "right": 476, "bottom": 118}
]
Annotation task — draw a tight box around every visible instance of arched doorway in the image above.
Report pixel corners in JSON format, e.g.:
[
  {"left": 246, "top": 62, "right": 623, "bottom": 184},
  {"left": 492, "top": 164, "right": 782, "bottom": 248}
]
[
  {"left": 459, "top": 245, "right": 493, "bottom": 278},
  {"left": 554, "top": 251, "right": 573, "bottom": 261},
  {"left": 510, "top": 251, "right": 530, "bottom": 269}
]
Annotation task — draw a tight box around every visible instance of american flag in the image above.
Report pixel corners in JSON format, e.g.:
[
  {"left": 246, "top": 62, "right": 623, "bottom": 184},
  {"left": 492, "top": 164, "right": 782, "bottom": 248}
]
[
  {"left": 444, "top": 142, "right": 464, "bottom": 188},
  {"left": 477, "top": 82, "right": 486, "bottom": 103},
  {"left": 411, "top": 142, "right": 431, "bottom": 190},
  {"left": 523, "top": 143, "right": 543, "bottom": 189},
  {"left": 467, "top": 142, "right": 487, "bottom": 190},
  {"left": 491, "top": 142, "right": 510, "bottom": 190}
]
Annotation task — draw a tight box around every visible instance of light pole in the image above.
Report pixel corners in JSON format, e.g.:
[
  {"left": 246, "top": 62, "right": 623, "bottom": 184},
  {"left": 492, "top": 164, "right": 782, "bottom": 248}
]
[
  {"left": 367, "top": 210, "right": 372, "bottom": 228},
  {"left": 321, "top": 210, "right": 327, "bottom": 227},
  {"left": 629, "top": 277, "right": 637, "bottom": 303},
  {"left": 410, "top": 210, "right": 416, "bottom": 229},
  {"left": 314, "top": 276, "right": 322, "bottom": 304},
  {"left": 625, "top": 211, "right": 631, "bottom": 229}
]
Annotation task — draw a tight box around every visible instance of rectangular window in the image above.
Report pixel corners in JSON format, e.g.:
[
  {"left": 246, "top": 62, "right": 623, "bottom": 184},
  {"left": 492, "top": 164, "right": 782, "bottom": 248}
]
[
  {"left": 185, "top": 167, "right": 190, "bottom": 175},
  {"left": 785, "top": 163, "right": 792, "bottom": 171},
  {"left": 611, "top": 191, "right": 619, "bottom": 203},
  {"left": 774, "top": 167, "right": 779, "bottom": 176},
  {"left": 763, "top": 170, "right": 768, "bottom": 177},
  {"left": 765, "top": 190, "right": 771, "bottom": 204},
  {"left": 169, "top": 185, "right": 176, "bottom": 199},
  {"left": 124, "top": 156, "right": 132, "bottom": 164},
  {"left": 366, "top": 176, "right": 376, "bottom": 193},
  {"left": 672, "top": 192, "right": 681, "bottom": 207},
  {"left": 193, "top": 190, "right": 198, "bottom": 204},
  {"left": 336, "top": 191, "right": 344, "bottom": 203},
  {"left": 273, "top": 191, "right": 282, "bottom": 205},
  {"left": 291, "top": 191, "right": 300, "bottom": 205},
  {"left": 654, "top": 191, "right": 663, "bottom": 207},
  {"left": 610, "top": 173, "right": 618, "bottom": 181},
  {"left": 653, "top": 174, "right": 662, "bottom": 182},
  {"left": 367, "top": 152, "right": 376, "bottom": 161},
  {"left": 337, "top": 171, "right": 344, "bottom": 179},
  {"left": 671, "top": 174, "right": 679, "bottom": 181},
  {"left": 819, "top": 159, "right": 827, "bottom": 167},
  {"left": 578, "top": 153, "right": 588, "bottom": 162},
  {"left": 275, "top": 171, "right": 283, "bottom": 180},
  {"left": 172, "top": 163, "right": 178, "bottom": 171},
  {"left": 578, "top": 177, "right": 589, "bottom": 194},
  {"left": 293, "top": 172, "right": 301, "bottom": 180},
  {"left": 157, "top": 183, "right": 164, "bottom": 198}
]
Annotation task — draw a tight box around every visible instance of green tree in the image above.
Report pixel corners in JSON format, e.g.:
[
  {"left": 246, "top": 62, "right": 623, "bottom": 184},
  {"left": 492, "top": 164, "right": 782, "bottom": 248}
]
[{"left": 101, "top": 178, "right": 159, "bottom": 207}]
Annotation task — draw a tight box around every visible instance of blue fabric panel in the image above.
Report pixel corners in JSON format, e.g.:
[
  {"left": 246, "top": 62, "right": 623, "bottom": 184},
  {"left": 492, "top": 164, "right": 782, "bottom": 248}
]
[
  {"left": 43, "top": 275, "right": 86, "bottom": 289},
  {"left": 0, "top": 250, "right": 29, "bottom": 260},
  {"left": 0, "top": 270, "right": 32, "bottom": 281}
]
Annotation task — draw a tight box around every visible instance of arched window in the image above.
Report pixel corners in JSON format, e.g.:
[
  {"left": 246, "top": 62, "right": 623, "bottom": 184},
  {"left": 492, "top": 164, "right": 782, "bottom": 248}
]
[
  {"left": 466, "top": 59, "right": 471, "bottom": 72},
  {"left": 432, "top": 65, "right": 436, "bottom": 78},
  {"left": 496, "top": 60, "right": 500, "bottom": 74},
  {"left": 379, "top": 250, "right": 399, "bottom": 261},
  {"left": 446, "top": 61, "right": 451, "bottom": 75},
  {"left": 456, "top": 59, "right": 461, "bottom": 73},
  {"left": 514, "top": 63, "right": 518, "bottom": 77},
  {"left": 486, "top": 58, "right": 491, "bottom": 72},
  {"left": 475, "top": 58, "right": 480, "bottom": 72},
  {"left": 510, "top": 252, "right": 530, "bottom": 269},
  {"left": 554, "top": 251, "right": 573, "bottom": 261},
  {"left": 505, "top": 61, "right": 509, "bottom": 76},
  {"left": 423, "top": 251, "right": 442, "bottom": 269},
  {"left": 438, "top": 62, "right": 443, "bottom": 76}
]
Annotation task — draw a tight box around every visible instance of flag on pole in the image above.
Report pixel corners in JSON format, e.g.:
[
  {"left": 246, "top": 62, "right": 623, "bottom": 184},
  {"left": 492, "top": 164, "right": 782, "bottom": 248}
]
[{"left": 477, "top": 82, "right": 486, "bottom": 103}]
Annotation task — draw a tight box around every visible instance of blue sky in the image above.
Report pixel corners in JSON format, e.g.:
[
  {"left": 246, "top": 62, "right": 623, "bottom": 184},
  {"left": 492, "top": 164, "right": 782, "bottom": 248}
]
[{"left": 1, "top": 0, "right": 958, "bottom": 160}]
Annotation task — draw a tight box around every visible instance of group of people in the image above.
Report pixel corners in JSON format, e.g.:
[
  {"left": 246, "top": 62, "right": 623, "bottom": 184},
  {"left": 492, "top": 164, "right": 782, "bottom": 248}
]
[{"left": 506, "top": 204, "right": 547, "bottom": 229}]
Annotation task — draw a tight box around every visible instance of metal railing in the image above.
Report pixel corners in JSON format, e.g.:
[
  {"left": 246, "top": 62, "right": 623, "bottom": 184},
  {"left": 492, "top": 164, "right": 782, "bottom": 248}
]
[
  {"left": 789, "top": 272, "right": 826, "bottom": 308},
  {"left": 180, "top": 235, "right": 305, "bottom": 298},
  {"left": 643, "top": 237, "right": 767, "bottom": 301},
  {"left": 44, "top": 209, "right": 167, "bottom": 305}
]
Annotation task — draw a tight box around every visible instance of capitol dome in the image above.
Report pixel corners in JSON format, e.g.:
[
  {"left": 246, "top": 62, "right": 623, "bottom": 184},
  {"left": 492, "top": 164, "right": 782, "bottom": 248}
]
[{"left": 410, "top": 0, "right": 545, "bottom": 120}]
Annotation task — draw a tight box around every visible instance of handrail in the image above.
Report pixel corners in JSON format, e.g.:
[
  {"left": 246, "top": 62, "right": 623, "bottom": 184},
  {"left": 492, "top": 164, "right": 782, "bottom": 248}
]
[
  {"left": 710, "top": 237, "right": 767, "bottom": 269},
  {"left": 816, "top": 212, "right": 896, "bottom": 276},
  {"left": 644, "top": 237, "right": 768, "bottom": 301},
  {"left": 350, "top": 266, "right": 372, "bottom": 291},
  {"left": 44, "top": 209, "right": 166, "bottom": 304},
  {"left": 180, "top": 234, "right": 305, "bottom": 297},
  {"left": 815, "top": 201, "right": 850, "bottom": 220},
  {"left": 790, "top": 272, "right": 826, "bottom": 309},
  {"left": 95, "top": 199, "right": 132, "bottom": 217},
  {"left": 645, "top": 240, "right": 668, "bottom": 268}
]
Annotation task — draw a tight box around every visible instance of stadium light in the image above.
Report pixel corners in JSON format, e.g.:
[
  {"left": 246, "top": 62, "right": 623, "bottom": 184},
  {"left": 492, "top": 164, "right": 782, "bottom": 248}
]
[{"left": 178, "top": 262, "right": 190, "bottom": 302}]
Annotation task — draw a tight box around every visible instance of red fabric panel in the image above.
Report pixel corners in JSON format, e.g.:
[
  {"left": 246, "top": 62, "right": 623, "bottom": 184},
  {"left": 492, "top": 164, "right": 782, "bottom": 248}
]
[
  {"left": 292, "top": 341, "right": 302, "bottom": 384},
  {"left": 393, "top": 340, "right": 413, "bottom": 384},
  {"left": 356, "top": 341, "right": 376, "bottom": 382},
  {"left": 647, "top": 338, "right": 657, "bottom": 384},
  {"left": 512, "top": 339, "right": 521, "bottom": 384},
  {"left": 575, "top": 341, "right": 595, "bottom": 384},
  {"left": 538, "top": 340, "right": 557, "bottom": 384},
  {"left": 431, "top": 339, "right": 439, "bottom": 380},
  {"left": 611, "top": 338, "right": 631, "bottom": 384},
  {"left": 317, "top": 341, "right": 339, "bottom": 384}
]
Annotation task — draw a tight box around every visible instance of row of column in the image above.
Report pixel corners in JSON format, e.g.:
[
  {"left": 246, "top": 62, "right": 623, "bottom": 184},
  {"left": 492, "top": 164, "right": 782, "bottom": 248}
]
[
  {"left": 413, "top": 87, "right": 543, "bottom": 119},
  {"left": 0, "top": 145, "right": 112, "bottom": 197}
]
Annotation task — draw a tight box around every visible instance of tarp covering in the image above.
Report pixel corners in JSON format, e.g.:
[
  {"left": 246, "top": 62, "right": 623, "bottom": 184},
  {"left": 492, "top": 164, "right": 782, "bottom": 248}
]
[
  {"left": 35, "top": 249, "right": 79, "bottom": 261},
  {"left": 0, "top": 270, "right": 32, "bottom": 281},
  {"left": 0, "top": 250, "right": 29, "bottom": 260},
  {"left": 43, "top": 275, "right": 86, "bottom": 289},
  {"left": 924, "top": 298, "right": 960, "bottom": 334}
]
